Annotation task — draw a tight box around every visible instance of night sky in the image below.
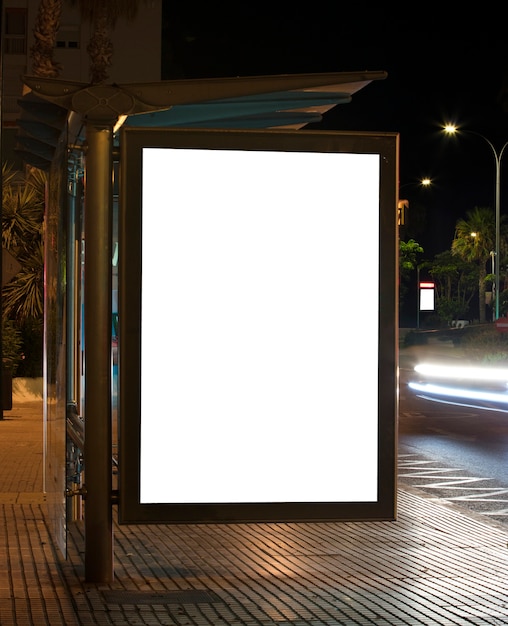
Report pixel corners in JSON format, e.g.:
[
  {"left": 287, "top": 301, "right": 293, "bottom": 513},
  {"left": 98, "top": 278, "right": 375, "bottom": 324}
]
[{"left": 161, "top": 7, "right": 508, "bottom": 259}]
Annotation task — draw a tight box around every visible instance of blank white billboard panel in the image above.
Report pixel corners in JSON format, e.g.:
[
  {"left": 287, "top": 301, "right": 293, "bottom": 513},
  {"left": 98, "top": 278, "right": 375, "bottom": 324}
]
[{"left": 119, "top": 129, "right": 398, "bottom": 523}]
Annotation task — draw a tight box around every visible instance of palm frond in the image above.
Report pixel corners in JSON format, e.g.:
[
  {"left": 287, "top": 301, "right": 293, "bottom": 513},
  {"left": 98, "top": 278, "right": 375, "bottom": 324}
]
[
  {"left": 66, "top": 0, "right": 139, "bottom": 23},
  {"left": 2, "top": 167, "right": 45, "bottom": 324},
  {"left": 2, "top": 242, "right": 44, "bottom": 322},
  {"left": 2, "top": 271, "right": 44, "bottom": 321},
  {"left": 2, "top": 179, "right": 45, "bottom": 253},
  {"left": 451, "top": 206, "right": 495, "bottom": 263}
]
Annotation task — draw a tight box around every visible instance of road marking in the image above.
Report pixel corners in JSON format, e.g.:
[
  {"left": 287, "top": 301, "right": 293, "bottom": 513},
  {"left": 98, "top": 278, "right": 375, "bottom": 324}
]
[{"left": 398, "top": 452, "right": 508, "bottom": 520}]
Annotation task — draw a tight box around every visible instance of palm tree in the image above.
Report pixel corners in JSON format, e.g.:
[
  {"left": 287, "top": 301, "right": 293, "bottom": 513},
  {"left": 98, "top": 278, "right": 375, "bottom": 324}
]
[
  {"left": 451, "top": 206, "right": 497, "bottom": 324},
  {"left": 429, "top": 250, "right": 477, "bottom": 323},
  {"left": 31, "top": 1, "right": 140, "bottom": 84},
  {"left": 399, "top": 239, "right": 423, "bottom": 314},
  {"left": 67, "top": 0, "right": 140, "bottom": 83},
  {"left": 30, "top": 0, "right": 63, "bottom": 78}
]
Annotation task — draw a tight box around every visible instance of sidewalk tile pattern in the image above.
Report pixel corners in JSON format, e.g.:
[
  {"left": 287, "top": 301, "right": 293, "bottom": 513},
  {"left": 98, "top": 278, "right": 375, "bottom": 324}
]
[{"left": 2, "top": 401, "right": 508, "bottom": 624}]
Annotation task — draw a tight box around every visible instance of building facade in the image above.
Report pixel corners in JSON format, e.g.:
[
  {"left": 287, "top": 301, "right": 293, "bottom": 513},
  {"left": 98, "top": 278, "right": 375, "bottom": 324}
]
[{"left": 2, "top": 0, "right": 162, "bottom": 157}]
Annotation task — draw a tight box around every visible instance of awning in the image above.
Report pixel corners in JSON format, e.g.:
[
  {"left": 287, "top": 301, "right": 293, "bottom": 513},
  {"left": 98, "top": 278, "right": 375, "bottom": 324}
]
[
  {"left": 122, "top": 71, "right": 387, "bottom": 130},
  {"left": 17, "top": 71, "right": 387, "bottom": 168}
]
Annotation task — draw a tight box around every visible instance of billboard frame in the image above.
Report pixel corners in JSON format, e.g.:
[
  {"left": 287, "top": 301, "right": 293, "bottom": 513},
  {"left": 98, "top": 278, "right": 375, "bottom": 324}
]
[{"left": 118, "top": 127, "right": 399, "bottom": 524}]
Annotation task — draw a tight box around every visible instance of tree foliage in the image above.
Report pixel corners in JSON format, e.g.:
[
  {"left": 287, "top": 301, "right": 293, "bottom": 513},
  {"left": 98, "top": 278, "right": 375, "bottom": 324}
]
[
  {"left": 2, "top": 164, "right": 46, "bottom": 374},
  {"left": 399, "top": 239, "right": 424, "bottom": 312},
  {"left": 428, "top": 250, "right": 477, "bottom": 322},
  {"left": 399, "top": 239, "right": 424, "bottom": 274},
  {"left": 451, "top": 206, "right": 497, "bottom": 323},
  {"left": 2, "top": 164, "right": 45, "bottom": 256}
]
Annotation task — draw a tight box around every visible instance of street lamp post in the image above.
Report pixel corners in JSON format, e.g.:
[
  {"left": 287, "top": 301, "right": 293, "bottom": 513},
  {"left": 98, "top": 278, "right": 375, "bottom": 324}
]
[
  {"left": 444, "top": 125, "right": 508, "bottom": 320},
  {"left": 417, "top": 265, "right": 420, "bottom": 329},
  {"left": 398, "top": 178, "right": 431, "bottom": 327}
]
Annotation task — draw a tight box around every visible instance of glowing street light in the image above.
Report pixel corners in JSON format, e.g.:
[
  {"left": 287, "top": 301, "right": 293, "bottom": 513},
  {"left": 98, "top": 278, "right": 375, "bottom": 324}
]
[
  {"left": 399, "top": 177, "right": 432, "bottom": 191},
  {"left": 398, "top": 177, "right": 432, "bottom": 226},
  {"left": 443, "top": 124, "right": 508, "bottom": 320}
]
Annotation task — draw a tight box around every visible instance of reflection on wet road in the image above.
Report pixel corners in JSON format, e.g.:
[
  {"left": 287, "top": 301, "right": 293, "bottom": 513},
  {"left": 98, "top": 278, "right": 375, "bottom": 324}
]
[{"left": 399, "top": 336, "right": 508, "bottom": 526}]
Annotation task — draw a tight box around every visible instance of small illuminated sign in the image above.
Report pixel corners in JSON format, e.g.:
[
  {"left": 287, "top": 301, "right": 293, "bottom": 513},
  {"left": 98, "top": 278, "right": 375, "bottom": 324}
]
[{"left": 419, "top": 281, "right": 435, "bottom": 311}]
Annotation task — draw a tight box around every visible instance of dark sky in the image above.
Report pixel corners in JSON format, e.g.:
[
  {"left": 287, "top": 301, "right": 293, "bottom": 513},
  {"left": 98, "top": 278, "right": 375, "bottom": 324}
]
[{"left": 161, "top": 7, "right": 508, "bottom": 258}]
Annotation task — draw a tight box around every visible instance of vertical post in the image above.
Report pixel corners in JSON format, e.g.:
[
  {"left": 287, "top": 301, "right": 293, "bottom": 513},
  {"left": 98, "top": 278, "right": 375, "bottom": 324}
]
[
  {"left": 83, "top": 122, "right": 114, "bottom": 583},
  {"left": 494, "top": 142, "right": 508, "bottom": 320},
  {"left": 67, "top": 158, "right": 78, "bottom": 402},
  {"left": 416, "top": 266, "right": 420, "bottom": 329},
  {"left": 476, "top": 137, "right": 508, "bottom": 321},
  {"left": 443, "top": 129, "right": 508, "bottom": 321},
  {"left": 495, "top": 158, "right": 500, "bottom": 321},
  {"left": 491, "top": 250, "right": 496, "bottom": 322},
  {"left": 0, "top": 0, "right": 4, "bottom": 421}
]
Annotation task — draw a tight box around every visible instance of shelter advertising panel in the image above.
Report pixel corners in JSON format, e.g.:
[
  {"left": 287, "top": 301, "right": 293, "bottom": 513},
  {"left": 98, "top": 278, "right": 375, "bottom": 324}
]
[{"left": 119, "top": 128, "right": 398, "bottom": 523}]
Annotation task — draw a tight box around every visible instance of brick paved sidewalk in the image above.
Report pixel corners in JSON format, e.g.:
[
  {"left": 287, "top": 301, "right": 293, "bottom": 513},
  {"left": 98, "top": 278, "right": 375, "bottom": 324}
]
[
  {"left": 0, "top": 399, "right": 44, "bottom": 502},
  {"left": 2, "top": 397, "right": 508, "bottom": 625}
]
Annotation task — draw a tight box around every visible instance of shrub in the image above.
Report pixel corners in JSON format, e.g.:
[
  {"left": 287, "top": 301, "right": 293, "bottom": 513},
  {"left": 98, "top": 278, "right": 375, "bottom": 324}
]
[{"left": 459, "top": 324, "right": 508, "bottom": 364}]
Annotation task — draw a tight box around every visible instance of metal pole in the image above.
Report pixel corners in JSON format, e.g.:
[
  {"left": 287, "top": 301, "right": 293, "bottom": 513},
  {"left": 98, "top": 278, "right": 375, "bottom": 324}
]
[
  {"left": 416, "top": 266, "right": 420, "bottom": 329},
  {"left": 83, "top": 122, "right": 114, "bottom": 583},
  {"left": 495, "top": 142, "right": 508, "bottom": 319},
  {"left": 495, "top": 158, "right": 501, "bottom": 320},
  {"left": 491, "top": 250, "right": 496, "bottom": 321},
  {"left": 469, "top": 135, "right": 508, "bottom": 321},
  {"left": 444, "top": 128, "right": 508, "bottom": 321},
  {"left": 0, "top": 0, "right": 4, "bottom": 420},
  {"left": 472, "top": 134, "right": 502, "bottom": 321}
]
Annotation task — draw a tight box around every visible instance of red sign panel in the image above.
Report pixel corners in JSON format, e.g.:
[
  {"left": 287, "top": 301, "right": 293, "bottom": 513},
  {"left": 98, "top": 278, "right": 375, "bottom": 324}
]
[{"left": 495, "top": 317, "right": 508, "bottom": 333}]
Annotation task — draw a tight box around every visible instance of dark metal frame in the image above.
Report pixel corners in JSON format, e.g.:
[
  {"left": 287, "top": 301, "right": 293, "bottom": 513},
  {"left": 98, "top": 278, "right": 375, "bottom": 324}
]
[{"left": 118, "top": 128, "right": 399, "bottom": 524}]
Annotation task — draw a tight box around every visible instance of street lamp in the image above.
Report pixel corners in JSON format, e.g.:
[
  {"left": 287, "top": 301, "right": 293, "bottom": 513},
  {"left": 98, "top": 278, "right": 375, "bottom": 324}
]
[
  {"left": 443, "top": 124, "right": 508, "bottom": 320},
  {"left": 399, "top": 177, "right": 432, "bottom": 192},
  {"left": 398, "top": 179, "right": 432, "bottom": 327},
  {"left": 398, "top": 178, "right": 432, "bottom": 226}
]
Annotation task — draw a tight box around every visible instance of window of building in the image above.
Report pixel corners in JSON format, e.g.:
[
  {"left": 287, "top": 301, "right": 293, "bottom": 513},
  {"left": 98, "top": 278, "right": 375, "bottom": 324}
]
[
  {"left": 3, "top": 8, "right": 27, "bottom": 55},
  {"left": 4, "top": 8, "right": 27, "bottom": 54},
  {"left": 56, "top": 25, "right": 80, "bottom": 49}
]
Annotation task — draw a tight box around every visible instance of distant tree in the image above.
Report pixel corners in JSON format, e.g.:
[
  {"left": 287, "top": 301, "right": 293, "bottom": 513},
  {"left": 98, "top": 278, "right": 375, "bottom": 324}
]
[
  {"left": 451, "top": 207, "right": 496, "bottom": 324},
  {"left": 428, "top": 250, "right": 477, "bottom": 322},
  {"left": 399, "top": 239, "right": 424, "bottom": 310},
  {"left": 400, "top": 239, "right": 424, "bottom": 274}
]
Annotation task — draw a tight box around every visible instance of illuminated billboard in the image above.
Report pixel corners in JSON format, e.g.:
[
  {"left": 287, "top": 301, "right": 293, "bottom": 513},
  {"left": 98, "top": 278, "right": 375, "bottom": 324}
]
[
  {"left": 118, "top": 128, "right": 398, "bottom": 523},
  {"left": 419, "top": 281, "right": 435, "bottom": 311}
]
